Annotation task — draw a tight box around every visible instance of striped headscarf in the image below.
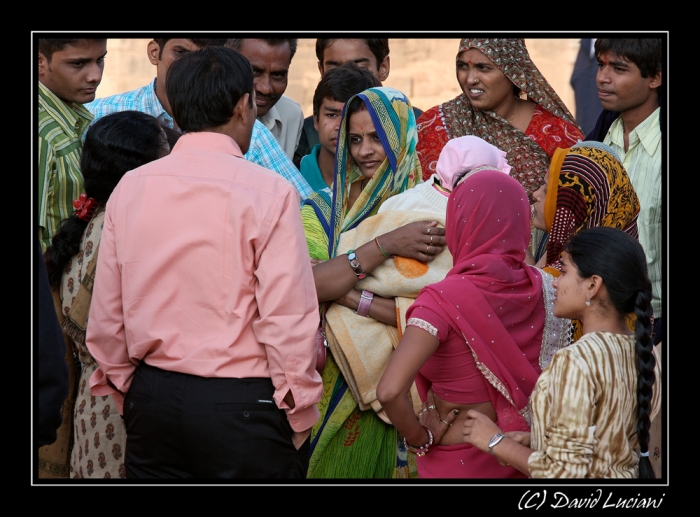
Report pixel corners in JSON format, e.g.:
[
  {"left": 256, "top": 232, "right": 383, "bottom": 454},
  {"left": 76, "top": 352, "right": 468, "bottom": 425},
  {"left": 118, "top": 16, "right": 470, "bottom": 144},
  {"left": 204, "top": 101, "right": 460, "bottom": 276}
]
[
  {"left": 329, "top": 86, "right": 422, "bottom": 257},
  {"left": 543, "top": 141, "right": 640, "bottom": 274}
]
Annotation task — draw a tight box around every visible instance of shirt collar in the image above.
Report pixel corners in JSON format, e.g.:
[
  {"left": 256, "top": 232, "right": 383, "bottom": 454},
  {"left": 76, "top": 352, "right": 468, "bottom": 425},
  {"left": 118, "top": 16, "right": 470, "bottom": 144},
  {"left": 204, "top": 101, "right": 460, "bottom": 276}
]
[
  {"left": 172, "top": 131, "right": 244, "bottom": 158},
  {"left": 608, "top": 107, "right": 661, "bottom": 157},
  {"left": 147, "top": 78, "right": 175, "bottom": 127},
  {"left": 38, "top": 82, "right": 94, "bottom": 138},
  {"left": 634, "top": 107, "right": 661, "bottom": 157},
  {"left": 257, "top": 103, "right": 281, "bottom": 132}
]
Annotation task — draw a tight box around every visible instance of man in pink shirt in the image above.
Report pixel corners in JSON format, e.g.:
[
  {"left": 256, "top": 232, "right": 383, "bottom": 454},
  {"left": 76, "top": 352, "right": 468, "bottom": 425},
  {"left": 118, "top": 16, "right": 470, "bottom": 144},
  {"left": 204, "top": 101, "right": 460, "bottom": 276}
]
[{"left": 86, "top": 46, "right": 322, "bottom": 479}]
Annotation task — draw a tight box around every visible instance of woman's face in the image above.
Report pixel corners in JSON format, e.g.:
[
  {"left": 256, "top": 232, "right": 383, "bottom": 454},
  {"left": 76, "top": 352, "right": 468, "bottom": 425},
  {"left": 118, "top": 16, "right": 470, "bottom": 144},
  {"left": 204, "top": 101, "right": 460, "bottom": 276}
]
[
  {"left": 348, "top": 107, "right": 387, "bottom": 180},
  {"left": 551, "top": 251, "right": 587, "bottom": 319},
  {"left": 531, "top": 183, "right": 547, "bottom": 231},
  {"left": 457, "top": 48, "right": 515, "bottom": 113}
]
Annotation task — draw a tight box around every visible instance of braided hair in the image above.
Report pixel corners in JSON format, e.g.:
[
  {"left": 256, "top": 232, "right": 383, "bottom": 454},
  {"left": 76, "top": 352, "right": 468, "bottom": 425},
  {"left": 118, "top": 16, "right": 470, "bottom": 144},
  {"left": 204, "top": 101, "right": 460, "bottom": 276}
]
[
  {"left": 564, "top": 226, "right": 656, "bottom": 479},
  {"left": 45, "top": 111, "right": 169, "bottom": 287}
]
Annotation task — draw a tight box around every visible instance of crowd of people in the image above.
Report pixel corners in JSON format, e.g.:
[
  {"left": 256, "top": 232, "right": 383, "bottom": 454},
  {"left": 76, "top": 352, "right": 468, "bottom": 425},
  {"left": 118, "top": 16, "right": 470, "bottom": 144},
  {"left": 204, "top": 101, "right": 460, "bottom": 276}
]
[{"left": 36, "top": 36, "right": 664, "bottom": 481}]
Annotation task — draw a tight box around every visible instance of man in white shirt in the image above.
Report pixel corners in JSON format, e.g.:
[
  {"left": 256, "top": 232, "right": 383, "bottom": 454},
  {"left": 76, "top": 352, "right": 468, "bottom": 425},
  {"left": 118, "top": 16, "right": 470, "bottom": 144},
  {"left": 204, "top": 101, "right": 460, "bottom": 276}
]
[
  {"left": 593, "top": 38, "right": 663, "bottom": 345},
  {"left": 226, "top": 38, "right": 303, "bottom": 160}
]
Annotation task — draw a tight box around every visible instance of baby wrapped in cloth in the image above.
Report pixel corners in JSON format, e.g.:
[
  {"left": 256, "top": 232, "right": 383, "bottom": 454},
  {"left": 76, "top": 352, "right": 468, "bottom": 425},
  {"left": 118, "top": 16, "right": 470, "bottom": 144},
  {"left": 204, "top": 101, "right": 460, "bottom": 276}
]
[{"left": 326, "top": 136, "right": 512, "bottom": 422}]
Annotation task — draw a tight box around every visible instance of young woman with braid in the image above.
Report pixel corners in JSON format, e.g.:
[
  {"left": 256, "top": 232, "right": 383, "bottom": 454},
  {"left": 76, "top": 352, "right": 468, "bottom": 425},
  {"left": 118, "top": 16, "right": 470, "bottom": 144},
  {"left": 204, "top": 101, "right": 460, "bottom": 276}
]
[{"left": 462, "top": 226, "right": 661, "bottom": 478}]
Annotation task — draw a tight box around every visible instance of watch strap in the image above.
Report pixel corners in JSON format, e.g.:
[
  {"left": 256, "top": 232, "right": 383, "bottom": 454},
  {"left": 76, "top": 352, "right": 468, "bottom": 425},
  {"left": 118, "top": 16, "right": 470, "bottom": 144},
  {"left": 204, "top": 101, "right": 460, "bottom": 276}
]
[
  {"left": 355, "top": 290, "right": 374, "bottom": 317},
  {"left": 488, "top": 433, "right": 505, "bottom": 455}
]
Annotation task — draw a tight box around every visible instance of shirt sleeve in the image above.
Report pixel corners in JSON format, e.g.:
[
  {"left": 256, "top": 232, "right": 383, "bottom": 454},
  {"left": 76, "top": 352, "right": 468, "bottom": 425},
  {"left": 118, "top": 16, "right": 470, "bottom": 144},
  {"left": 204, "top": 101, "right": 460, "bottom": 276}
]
[
  {"left": 251, "top": 186, "right": 323, "bottom": 432},
  {"left": 527, "top": 348, "right": 597, "bottom": 478},
  {"left": 37, "top": 135, "right": 53, "bottom": 252},
  {"left": 245, "top": 121, "right": 313, "bottom": 205},
  {"left": 85, "top": 199, "right": 130, "bottom": 415}
]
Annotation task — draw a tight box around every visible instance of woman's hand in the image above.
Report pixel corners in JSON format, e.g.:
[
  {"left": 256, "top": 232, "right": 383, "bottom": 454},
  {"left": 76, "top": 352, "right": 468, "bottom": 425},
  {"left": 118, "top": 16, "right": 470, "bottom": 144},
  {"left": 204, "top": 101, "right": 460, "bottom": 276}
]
[
  {"left": 310, "top": 258, "right": 326, "bottom": 266},
  {"left": 462, "top": 409, "right": 503, "bottom": 455},
  {"left": 418, "top": 388, "right": 459, "bottom": 445},
  {"left": 504, "top": 431, "right": 531, "bottom": 448},
  {"left": 379, "top": 221, "right": 446, "bottom": 263}
]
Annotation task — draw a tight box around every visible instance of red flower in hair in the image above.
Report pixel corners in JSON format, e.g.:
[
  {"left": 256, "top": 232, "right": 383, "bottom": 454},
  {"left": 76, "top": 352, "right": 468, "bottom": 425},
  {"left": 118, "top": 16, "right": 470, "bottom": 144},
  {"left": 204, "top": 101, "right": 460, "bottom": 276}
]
[{"left": 73, "top": 193, "right": 99, "bottom": 222}]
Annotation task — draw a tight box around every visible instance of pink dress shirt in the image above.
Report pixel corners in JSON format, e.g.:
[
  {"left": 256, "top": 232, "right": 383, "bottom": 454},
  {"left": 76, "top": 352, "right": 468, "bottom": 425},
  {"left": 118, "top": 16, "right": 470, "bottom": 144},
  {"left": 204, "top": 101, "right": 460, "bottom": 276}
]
[{"left": 86, "top": 132, "right": 322, "bottom": 432}]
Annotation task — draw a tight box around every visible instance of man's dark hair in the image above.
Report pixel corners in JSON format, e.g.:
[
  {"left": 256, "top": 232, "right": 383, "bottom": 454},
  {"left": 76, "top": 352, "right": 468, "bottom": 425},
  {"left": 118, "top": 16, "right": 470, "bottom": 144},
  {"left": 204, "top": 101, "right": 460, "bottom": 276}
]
[
  {"left": 166, "top": 46, "right": 253, "bottom": 133},
  {"left": 315, "top": 39, "right": 390, "bottom": 70},
  {"left": 152, "top": 38, "right": 228, "bottom": 60},
  {"left": 38, "top": 38, "right": 107, "bottom": 62},
  {"left": 594, "top": 39, "right": 662, "bottom": 83},
  {"left": 312, "top": 62, "right": 381, "bottom": 116},
  {"left": 226, "top": 38, "right": 298, "bottom": 61}
]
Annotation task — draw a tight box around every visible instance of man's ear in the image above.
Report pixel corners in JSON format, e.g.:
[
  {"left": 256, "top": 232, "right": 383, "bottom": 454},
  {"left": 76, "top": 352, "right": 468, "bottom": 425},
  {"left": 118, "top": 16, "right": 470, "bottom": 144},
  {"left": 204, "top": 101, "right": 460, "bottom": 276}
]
[
  {"left": 38, "top": 52, "right": 47, "bottom": 76},
  {"left": 649, "top": 70, "right": 662, "bottom": 90},
  {"left": 313, "top": 112, "right": 319, "bottom": 131},
  {"left": 378, "top": 55, "right": 390, "bottom": 83},
  {"left": 235, "top": 93, "right": 251, "bottom": 123},
  {"left": 147, "top": 40, "right": 160, "bottom": 66}
]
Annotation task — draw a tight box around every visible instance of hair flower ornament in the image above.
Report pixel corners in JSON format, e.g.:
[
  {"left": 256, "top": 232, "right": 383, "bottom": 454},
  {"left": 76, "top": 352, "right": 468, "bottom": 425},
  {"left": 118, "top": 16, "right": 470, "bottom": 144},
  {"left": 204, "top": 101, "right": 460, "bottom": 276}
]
[{"left": 73, "top": 193, "right": 99, "bottom": 222}]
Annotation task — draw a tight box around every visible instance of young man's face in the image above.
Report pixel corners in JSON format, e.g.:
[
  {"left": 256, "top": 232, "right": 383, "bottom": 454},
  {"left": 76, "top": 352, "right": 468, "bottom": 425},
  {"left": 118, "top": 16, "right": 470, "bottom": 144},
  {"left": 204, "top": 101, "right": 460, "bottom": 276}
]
[
  {"left": 596, "top": 51, "right": 662, "bottom": 114},
  {"left": 149, "top": 39, "right": 202, "bottom": 90},
  {"left": 237, "top": 39, "right": 292, "bottom": 117},
  {"left": 38, "top": 40, "right": 107, "bottom": 105},
  {"left": 314, "top": 97, "right": 345, "bottom": 157},
  {"left": 318, "top": 39, "right": 389, "bottom": 83}
]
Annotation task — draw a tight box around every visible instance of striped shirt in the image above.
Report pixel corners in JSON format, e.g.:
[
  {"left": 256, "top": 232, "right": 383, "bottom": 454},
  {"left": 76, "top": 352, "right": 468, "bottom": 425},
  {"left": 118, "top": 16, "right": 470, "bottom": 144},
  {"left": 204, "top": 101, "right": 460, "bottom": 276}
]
[
  {"left": 528, "top": 332, "right": 661, "bottom": 478},
  {"left": 604, "top": 108, "right": 662, "bottom": 318},
  {"left": 38, "top": 82, "right": 94, "bottom": 252},
  {"left": 85, "top": 80, "right": 313, "bottom": 204}
]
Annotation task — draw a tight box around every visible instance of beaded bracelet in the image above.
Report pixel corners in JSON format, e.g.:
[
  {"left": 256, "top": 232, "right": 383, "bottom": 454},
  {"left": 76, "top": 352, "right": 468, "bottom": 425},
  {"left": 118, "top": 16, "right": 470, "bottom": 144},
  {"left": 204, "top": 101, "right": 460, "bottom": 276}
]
[
  {"left": 374, "top": 237, "right": 394, "bottom": 259},
  {"left": 346, "top": 250, "right": 367, "bottom": 279},
  {"left": 403, "top": 427, "right": 434, "bottom": 456}
]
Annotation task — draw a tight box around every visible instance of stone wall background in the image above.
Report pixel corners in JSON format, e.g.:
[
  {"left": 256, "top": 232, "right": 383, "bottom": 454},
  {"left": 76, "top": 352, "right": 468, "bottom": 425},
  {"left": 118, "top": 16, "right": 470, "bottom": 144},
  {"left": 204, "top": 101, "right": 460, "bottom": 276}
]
[{"left": 97, "top": 38, "right": 583, "bottom": 124}]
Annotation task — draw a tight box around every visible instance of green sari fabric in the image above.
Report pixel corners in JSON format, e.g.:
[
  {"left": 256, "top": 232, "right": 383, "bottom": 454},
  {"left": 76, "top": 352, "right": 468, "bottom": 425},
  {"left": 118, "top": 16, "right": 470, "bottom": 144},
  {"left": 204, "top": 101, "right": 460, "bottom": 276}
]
[{"left": 303, "top": 87, "right": 421, "bottom": 478}]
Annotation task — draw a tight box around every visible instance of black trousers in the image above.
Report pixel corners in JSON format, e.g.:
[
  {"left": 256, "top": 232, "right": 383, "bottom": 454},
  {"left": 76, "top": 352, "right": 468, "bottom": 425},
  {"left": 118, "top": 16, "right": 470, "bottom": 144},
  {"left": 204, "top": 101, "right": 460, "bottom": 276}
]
[{"left": 124, "top": 362, "right": 309, "bottom": 479}]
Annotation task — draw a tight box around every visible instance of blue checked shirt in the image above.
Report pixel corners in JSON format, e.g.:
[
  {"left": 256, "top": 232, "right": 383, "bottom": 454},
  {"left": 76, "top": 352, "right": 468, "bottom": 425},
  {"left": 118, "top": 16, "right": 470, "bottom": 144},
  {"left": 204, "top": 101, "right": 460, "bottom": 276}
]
[{"left": 85, "top": 79, "right": 313, "bottom": 204}]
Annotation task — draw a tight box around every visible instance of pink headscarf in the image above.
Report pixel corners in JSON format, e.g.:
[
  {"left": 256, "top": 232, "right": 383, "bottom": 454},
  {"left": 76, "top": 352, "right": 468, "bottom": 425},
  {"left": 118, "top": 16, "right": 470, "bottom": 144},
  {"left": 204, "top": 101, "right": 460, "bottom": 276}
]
[
  {"left": 412, "top": 169, "right": 546, "bottom": 429},
  {"left": 435, "top": 135, "right": 511, "bottom": 190}
]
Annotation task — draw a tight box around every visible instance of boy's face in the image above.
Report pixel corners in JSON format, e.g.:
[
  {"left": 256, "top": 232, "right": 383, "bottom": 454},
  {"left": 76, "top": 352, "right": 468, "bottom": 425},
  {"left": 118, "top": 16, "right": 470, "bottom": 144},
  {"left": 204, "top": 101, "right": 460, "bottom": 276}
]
[
  {"left": 318, "top": 39, "right": 389, "bottom": 83},
  {"left": 314, "top": 97, "right": 345, "bottom": 157},
  {"left": 38, "top": 40, "right": 107, "bottom": 105},
  {"left": 149, "top": 39, "right": 202, "bottom": 91},
  {"left": 596, "top": 51, "right": 661, "bottom": 114}
]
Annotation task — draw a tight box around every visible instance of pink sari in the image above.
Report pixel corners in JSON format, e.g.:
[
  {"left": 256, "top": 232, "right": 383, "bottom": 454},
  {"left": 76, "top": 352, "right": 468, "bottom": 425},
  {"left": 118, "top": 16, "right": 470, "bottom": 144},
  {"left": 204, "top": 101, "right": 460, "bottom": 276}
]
[{"left": 407, "top": 169, "right": 546, "bottom": 478}]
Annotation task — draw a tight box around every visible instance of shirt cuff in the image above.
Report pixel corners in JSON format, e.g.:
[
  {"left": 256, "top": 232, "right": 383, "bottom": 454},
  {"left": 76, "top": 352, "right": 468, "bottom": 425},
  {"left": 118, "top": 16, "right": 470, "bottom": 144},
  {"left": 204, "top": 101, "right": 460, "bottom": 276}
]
[
  {"left": 285, "top": 404, "right": 320, "bottom": 433},
  {"left": 89, "top": 367, "right": 125, "bottom": 415}
]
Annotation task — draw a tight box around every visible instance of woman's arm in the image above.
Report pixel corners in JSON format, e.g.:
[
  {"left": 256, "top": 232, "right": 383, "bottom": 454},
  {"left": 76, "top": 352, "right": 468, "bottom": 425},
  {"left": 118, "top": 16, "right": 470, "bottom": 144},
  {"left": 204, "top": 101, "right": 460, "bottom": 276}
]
[
  {"left": 376, "top": 325, "right": 442, "bottom": 447},
  {"left": 312, "top": 221, "right": 446, "bottom": 303},
  {"left": 334, "top": 289, "right": 398, "bottom": 327},
  {"left": 462, "top": 409, "right": 534, "bottom": 476}
]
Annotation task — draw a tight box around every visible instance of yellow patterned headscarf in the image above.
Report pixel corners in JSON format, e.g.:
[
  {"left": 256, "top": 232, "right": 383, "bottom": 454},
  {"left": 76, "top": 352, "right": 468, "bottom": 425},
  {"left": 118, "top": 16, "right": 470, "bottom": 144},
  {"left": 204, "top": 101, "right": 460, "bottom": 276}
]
[{"left": 543, "top": 141, "right": 640, "bottom": 275}]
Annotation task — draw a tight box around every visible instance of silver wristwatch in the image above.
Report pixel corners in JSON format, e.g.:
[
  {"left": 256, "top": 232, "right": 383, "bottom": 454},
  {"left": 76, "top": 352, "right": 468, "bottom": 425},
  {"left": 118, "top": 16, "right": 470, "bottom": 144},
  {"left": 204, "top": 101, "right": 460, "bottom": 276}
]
[{"left": 488, "top": 433, "right": 506, "bottom": 455}]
